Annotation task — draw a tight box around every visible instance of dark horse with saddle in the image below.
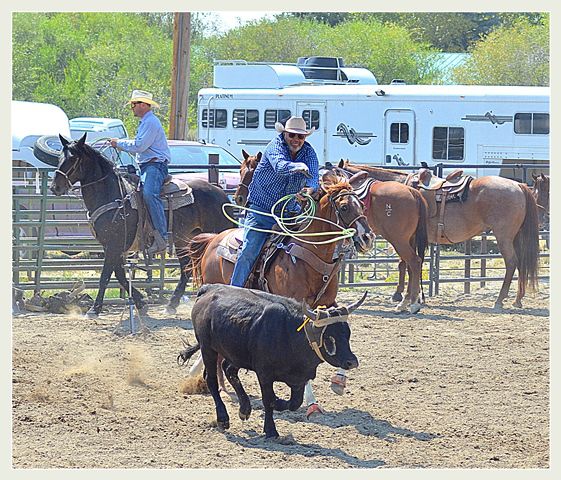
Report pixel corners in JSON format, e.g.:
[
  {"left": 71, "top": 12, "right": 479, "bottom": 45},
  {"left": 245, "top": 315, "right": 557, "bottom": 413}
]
[{"left": 49, "top": 134, "right": 235, "bottom": 317}]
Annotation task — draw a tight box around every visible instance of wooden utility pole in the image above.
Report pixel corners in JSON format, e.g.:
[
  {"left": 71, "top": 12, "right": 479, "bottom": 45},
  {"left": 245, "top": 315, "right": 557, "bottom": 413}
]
[{"left": 169, "top": 12, "right": 191, "bottom": 140}]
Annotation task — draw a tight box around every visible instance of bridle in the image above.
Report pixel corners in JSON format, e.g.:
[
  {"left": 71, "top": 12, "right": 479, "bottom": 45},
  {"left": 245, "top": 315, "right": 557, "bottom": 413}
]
[
  {"left": 328, "top": 189, "right": 367, "bottom": 231},
  {"left": 55, "top": 149, "right": 110, "bottom": 192}
]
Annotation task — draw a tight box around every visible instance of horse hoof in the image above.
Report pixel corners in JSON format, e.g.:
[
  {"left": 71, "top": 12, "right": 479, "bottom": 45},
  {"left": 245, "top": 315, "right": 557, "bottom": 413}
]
[
  {"left": 409, "top": 302, "right": 422, "bottom": 314},
  {"left": 306, "top": 403, "right": 324, "bottom": 418},
  {"left": 513, "top": 300, "right": 523, "bottom": 308},
  {"left": 85, "top": 308, "right": 99, "bottom": 319},
  {"left": 138, "top": 304, "right": 149, "bottom": 316},
  {"left": 165, "top": 305, "right": 177, "bottom": 315},
  {"left": 493, "top": 302, "right": 504, "bottom": 310},
  {"left": 330, "top": 373, "right": 347, "bottom": 395},
  {"left": 394, "top": 302, "right": 408, "bottom": 313},
  {"left": 391, "top": 292, "right": 403, "bottom": 302}
]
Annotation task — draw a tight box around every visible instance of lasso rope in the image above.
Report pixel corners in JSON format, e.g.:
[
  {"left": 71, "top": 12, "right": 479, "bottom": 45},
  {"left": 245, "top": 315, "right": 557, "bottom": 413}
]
[{"left": 222, "top": 193, "right": 356, "bottom": 245}]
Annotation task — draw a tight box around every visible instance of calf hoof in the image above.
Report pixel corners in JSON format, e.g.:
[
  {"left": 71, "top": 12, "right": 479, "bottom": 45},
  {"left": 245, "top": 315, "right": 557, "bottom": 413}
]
[
  {"left": 330, "top": 373, "right": 347, "bottom": 396},
  {"left": 306, "top": 403, "right": 324, "bottom": 418},
  {"left": 216, "top": 418, "right": 230, "bottom": 431},
  {"left": 493, "top": 301, "right": 504, "bottom": 310},
  {"left": 391, "top": 292, "right": 403, "bottom": 302},
  {"left": 239, "top": 407, "right": 251, "bottom": 421}
]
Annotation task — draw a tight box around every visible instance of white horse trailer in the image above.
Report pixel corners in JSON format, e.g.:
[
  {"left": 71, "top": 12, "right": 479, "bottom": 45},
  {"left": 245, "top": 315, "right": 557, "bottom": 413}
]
[{"left": 197, "top": 58, "right": 549, "bottom": 179}]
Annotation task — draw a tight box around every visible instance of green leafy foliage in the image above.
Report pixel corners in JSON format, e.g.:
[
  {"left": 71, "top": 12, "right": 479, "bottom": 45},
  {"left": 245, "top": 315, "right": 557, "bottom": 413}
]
[{"left": 452, "top": 17, "right": 549, "bottom": 86}]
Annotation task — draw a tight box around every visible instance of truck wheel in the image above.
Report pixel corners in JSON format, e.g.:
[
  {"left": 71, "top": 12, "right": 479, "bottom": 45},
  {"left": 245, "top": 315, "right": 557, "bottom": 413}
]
[{"left": 33, "top": 135, "right": 63, "bottom": 166}]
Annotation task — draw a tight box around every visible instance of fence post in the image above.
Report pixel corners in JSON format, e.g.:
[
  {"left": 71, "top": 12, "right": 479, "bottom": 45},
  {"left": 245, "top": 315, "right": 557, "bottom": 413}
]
[
  {"left": 208, "top": 153, "right": 219, "bottom": 185},
  {"left": 480, "top": 233, "right": 487, "bottom": 288},
  {"left": 464, "top": 239, "right": 471, "bottom": 294}
]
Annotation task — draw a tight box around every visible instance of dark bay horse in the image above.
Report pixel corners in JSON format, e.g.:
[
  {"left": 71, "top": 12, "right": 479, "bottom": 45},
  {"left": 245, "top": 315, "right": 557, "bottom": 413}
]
[
  {"left": 49, "top": 134, "right": 235, "bottom": 317},
  {"left": 340, "top": 159, "right": 540, "bottom": 309},
  {"left": 235, "top": 152, "right": 429, "bottom": 313},
  {"left": 185, "top": 170, "right": 374, "bottom": 415}
]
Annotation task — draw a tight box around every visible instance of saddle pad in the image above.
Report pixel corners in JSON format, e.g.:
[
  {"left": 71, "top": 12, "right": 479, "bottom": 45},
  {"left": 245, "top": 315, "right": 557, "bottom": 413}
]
[
  {"left": 216, "top": 229, "right": 244, "bottom": 263},
  {"left": 161, "top": 176, "right": 192, "bottom": 196}
]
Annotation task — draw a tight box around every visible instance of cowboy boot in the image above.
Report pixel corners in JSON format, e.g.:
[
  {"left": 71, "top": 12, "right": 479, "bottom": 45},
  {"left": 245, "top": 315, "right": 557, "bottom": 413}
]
[{"left": 147, "top": 230, "right": 167, "bottom": 256}]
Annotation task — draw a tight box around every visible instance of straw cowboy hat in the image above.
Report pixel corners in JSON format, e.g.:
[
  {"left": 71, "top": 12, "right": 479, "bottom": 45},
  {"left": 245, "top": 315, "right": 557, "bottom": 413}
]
[
  {"left": 125, "top": 89, "right": 160, "bottom": 108},
  {"left": 275, "top": 116, "right": 315, "bottom": 136}
]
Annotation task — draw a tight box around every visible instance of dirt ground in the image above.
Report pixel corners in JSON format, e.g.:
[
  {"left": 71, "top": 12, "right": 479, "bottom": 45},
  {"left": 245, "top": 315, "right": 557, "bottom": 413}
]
[{"left": 11, "top": 283, "right": 550, "bottom": 470}]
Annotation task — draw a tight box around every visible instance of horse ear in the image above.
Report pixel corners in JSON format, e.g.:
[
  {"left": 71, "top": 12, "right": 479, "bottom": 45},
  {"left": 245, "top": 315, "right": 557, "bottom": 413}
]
[
  {"left": 541, "top": 173, "right": 546, "bottom": 180},
  {"left": 78, "top": 132, "right": 87, "bottom": 146},
  {"left": 349, "top": 171, "right": 368, "bottom": 187},
  {"left": 321, "top": 170, "right": 337, "bottom": 186},
  {"left": 242, "top": 149, "right": 249, "bottom": 160},
  {"left": 256, "top": 152, "right": 262, "bottom": 161},
  {"left": 59, "top": 134, "right": 71, "bottom": 147},
  {"left": 338, "top": 159, "right": 344, "bottom": 168},
  {"left": 532, "top": 173, "right": 538, "bottom": 181}
]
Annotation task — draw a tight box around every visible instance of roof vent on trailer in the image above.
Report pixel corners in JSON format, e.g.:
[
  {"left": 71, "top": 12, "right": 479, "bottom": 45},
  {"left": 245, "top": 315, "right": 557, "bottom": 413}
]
[{"left": 297, "top": 56, "right": 377, "bottom": 85}]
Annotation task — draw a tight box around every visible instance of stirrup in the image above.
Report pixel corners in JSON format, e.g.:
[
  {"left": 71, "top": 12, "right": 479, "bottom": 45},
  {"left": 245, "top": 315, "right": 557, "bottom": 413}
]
[{"left": 330, "top": 373, "right": 347, "bottom": 396}]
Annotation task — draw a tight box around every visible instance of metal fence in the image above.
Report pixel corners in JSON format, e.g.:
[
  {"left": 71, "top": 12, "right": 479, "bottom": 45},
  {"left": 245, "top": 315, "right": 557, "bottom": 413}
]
[{"left": 12, "top": 162, "right": 549, "bottom": 302}]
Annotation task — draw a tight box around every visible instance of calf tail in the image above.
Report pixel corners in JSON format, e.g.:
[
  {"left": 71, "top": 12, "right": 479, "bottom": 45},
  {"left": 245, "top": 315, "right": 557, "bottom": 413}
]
[{"left": 177, "top": 342, "right": 201, "bottom": 366}]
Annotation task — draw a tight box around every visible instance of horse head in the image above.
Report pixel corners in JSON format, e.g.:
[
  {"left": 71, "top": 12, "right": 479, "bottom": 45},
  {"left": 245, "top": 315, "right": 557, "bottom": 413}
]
[
  {"left": 234, "top": 150, "right": 262, "bottom": 206},
  {"left": 49, "top": 133, "right": 91, "bottom": 196},
  {"left": 318, "top": 172, "right": 374, "bottom": 253}
]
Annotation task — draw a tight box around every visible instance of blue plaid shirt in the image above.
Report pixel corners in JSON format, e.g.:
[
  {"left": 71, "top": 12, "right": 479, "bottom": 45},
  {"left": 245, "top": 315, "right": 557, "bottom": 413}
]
[{"left": 248, "top": 134, "right": 319, "bottom": 213}]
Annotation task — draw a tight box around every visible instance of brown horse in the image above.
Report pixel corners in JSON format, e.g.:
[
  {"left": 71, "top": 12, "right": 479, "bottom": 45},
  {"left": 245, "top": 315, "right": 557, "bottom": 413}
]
[
  {"left": 185, "top": 170, "right": 374, "bottom": 415},
  {"left": 339, "top": 159, "right": 540, "bottom": 309},
  {"left": 236, "top": 152, "right": 429, "bottom": 313}
]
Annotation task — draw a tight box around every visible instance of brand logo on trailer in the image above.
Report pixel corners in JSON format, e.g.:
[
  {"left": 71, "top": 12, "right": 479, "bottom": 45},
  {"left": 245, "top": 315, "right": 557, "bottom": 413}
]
[{"left": 333, "top": 123, "right": 376, "bottom": 145}]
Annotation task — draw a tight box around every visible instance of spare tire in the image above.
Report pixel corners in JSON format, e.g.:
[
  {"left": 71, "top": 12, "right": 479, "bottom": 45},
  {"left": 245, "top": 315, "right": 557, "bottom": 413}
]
[{"left": 33, "top": 135, "right": 63, "bottom": 166}]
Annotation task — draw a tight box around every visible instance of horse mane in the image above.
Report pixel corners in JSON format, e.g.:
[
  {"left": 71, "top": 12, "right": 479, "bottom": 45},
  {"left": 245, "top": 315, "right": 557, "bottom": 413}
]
[
  {"left": 74, "top": 141, "right": 117, "bottom": 173},
  {"left": 321, "top": 178, "right": 351, "bottom": 195}
]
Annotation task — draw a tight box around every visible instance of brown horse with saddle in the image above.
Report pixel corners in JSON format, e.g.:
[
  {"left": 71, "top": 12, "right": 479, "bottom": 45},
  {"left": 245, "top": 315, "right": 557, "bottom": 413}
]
[
  {"left": 338, "top": 159, "right": 540, "bottom": 309},
  {"left": 235, "top": 151, "right": 429, "bottom": 314}
]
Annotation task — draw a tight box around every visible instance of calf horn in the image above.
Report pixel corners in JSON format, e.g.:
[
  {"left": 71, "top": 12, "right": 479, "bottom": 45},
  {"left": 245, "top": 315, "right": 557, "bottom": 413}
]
[{"left": 304, "top": 291, "right": 368, "bottom": 321}]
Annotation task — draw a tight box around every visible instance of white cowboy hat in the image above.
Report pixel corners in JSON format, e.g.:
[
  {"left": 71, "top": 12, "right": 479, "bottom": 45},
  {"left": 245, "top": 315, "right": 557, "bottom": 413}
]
[
  {"left": 275, "top": 116, "right": 315, "bottom": 136},
  {"left": 125, "top": 89, "right": 160, "bottom": 108}
]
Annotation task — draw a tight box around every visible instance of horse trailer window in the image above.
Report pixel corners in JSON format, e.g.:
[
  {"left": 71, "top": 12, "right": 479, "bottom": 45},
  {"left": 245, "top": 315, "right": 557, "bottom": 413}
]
[
  {"left": 515, "top": 113, "right": 549, "bottom": 134},
  {"left": 233, "top": 109, "right": 259, "bottom": 129},
  {"left": 390, "top": 122, "right": 409, "bottom": 143},
  {"left": 432, "top": 126, "right": 464, "bottom": 161},
  {"left": 264, "top": 109, "right": 292, "bottom": 129},
  {"left": 202, "top": 109, "right": 227, "bottom": 128},
  {"left": 302, "top": 110, "right": 320, "bottom": 130}
]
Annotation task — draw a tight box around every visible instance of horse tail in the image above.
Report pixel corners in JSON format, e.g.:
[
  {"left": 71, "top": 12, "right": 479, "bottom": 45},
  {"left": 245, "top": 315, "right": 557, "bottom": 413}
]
[
  {"left": 183, "top": 233, "right": 218, "bottom": 288},
  {"left": 514, "top": 184, "right": 540, "bottom": 291},
  {"left": 411, "top": 188, "right": 429, "bottom": 262}
]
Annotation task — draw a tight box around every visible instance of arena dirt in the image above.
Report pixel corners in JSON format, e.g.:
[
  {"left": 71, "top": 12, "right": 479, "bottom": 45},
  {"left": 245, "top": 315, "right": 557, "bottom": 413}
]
[{"left": 12, "top": 284, "right": 550, "bottom": 469}]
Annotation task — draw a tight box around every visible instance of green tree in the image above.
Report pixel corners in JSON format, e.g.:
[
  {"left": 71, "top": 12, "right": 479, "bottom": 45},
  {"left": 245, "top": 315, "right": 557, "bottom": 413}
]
[
  {"left": 12, "top": 12, "right": 173, "bottom": 135},
  {"left": 452, "top": 17, "right": 549, "bottom": 86}
]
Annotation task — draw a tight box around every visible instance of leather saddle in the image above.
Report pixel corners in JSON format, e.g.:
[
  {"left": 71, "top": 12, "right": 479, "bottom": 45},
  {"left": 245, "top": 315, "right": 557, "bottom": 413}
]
[{"left": 407, "top": 167, "right": 473, "bottom": 218}]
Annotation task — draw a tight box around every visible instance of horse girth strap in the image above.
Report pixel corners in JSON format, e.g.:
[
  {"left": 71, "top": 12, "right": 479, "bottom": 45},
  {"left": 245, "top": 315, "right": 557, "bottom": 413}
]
[
  {"left": 88, "top": 199, "right": 127, "bottom": 227},
  {"left": 279, "top": 242, "right": 341, "bottom": 278}
]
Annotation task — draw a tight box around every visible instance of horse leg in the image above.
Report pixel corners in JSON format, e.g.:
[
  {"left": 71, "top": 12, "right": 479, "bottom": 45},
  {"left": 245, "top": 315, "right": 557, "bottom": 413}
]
[
  {"left": 113, "top": 260, "right": 148, "bottom": 315},
  {"left": 303, "top": 380, "right": 324, "bottom": 418},
  {"left": 166, "top": 255, "right": 191, "bottom": 314},
  {"left": 494, "top": 238, "right": 518, "bottom": 309},
  {"left": 394, "top": 243, "right": 422, "bottom": 314},
  {"left": 392, "top": 259, "right": 406, "bottom": 302},
  {"left": 86, "top": 254, "right": 115, "bottom": 318}
]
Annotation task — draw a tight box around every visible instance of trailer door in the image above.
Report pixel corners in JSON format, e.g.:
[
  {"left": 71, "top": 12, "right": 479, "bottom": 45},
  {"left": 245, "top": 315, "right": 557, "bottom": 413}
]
[
  {"left": 297, "top": 102, "right": 326, "bottom": 162},
  {"left": 384, "top": 109, "right": 416, "bottom": 167}
]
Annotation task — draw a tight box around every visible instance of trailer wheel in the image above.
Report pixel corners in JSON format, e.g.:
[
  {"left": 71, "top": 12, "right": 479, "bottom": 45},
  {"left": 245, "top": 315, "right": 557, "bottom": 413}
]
[{"left": 33, "top": 135, "right": 63, "bottom": 166}]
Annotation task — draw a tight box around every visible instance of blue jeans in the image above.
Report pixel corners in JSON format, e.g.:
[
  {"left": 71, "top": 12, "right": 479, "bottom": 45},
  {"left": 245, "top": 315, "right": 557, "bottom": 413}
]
[
  {"left": 230, "top": 207, "right": 276, "bottom": 287},
  {"left": 140, "top": 161, "right": 168, "bottom": 240}
]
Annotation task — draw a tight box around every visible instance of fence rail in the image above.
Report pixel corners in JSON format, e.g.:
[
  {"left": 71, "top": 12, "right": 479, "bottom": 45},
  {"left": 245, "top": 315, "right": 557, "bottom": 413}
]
[{"left": 13, "top": 162, "right": 550, "bottom": 301}]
